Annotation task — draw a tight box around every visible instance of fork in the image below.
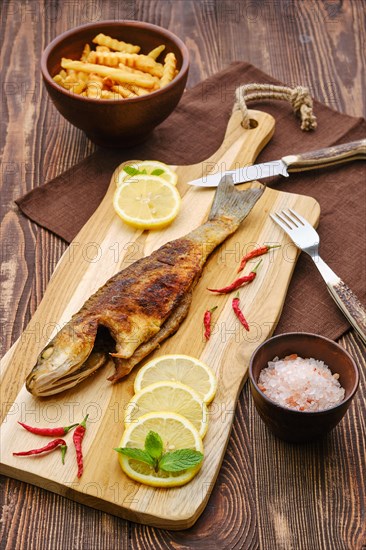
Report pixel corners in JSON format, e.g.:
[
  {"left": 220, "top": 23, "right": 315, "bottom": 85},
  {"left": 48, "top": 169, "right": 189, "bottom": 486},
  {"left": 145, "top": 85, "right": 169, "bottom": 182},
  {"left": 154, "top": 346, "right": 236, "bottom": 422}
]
[{"left": 270, "top": 208, "right": 366, "bottom": 345}]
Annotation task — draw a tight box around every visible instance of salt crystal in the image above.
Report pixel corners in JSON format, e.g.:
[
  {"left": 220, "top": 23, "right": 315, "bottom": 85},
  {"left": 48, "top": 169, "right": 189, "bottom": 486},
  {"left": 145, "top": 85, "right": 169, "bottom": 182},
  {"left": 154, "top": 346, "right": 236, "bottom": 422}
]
[{"left": 258, "top": 355, "right": 345, "bottom": 412}]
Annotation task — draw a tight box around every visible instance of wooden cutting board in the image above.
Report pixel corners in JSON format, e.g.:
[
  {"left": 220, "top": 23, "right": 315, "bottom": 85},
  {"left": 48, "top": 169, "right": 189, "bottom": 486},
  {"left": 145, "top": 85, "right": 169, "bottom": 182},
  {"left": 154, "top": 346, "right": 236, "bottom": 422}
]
[{"left": 0, "top": 110, "right": 320, "bottom": 529}]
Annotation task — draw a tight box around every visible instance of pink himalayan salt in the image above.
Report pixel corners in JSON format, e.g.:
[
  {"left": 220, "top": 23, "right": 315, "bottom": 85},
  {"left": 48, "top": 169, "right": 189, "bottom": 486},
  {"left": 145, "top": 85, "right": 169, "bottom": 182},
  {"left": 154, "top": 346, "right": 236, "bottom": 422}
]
[{"left": 258, "top": 355, "right": 345, "bottom": 412}]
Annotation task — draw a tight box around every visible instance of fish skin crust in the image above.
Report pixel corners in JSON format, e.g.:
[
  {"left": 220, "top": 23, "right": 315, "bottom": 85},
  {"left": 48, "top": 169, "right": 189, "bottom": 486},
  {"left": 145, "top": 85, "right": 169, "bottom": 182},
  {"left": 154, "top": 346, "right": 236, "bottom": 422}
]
[
  {"left": 108, "top": 292, "right": 192, "bottom": 382},
  {"left": 26, "top": 177, "right": 265, "bottom": 396},
  {"left": 79, "top": 237, "right": 203, "bottom": 360}
]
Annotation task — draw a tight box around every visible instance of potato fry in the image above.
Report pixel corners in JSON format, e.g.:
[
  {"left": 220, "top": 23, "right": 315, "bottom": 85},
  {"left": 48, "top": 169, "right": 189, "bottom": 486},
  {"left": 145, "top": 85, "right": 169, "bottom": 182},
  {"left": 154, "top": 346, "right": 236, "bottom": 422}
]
[
  {"left": 87, "top": 51, "right": 161, "bottom": 84},
  {"left": 103, "top": 76, "right": 115, "bottom": 88},
  {"left": 87, "top": 50, "right": 129, "bottom": 68},
  {"left": 61, "top": 59, "right": 156, "bottom": 88},
  {"left": 86, "top": 86, "right": 102, "bottom": 99},
  {"left": 77, "top": 71, "right": 89, "bottom": 82},
  {"left": 92, "top": 33, "right": 140, "bottom": 54},
  {"left": 87, "top": 73, "right": 104, "bottom": 86},
  {"left": 100, "top": 89, "right": 124, "bottom": 100},
  {"left": 117, "top": 63, "right": 159, "bottom": 81},
  {"left": 64, "top": 75, "right": 87, "bottom": 94},
  {"left": 96, "top": 45, "right": 111, "bottom": 52},
  {"left": 118, "top": 53, "right": 163, "bottom": 78},
  {"left": 113, "top": 83, "right": 149, "bottom": 97},
  {"left": 111, "top": 85, "right": 137, "bottom": 99},
  {"left": 147, "top": 44, "right": 165, "bottom": 60},
  {"left": 160, "top": 52, "right": 177, "bottom": 88},
  {"left": 53, "top": 74, "right": 64, "bottom": 86},
  {"left": 81, "top": 43, "right": 91, "bottom": 63}
]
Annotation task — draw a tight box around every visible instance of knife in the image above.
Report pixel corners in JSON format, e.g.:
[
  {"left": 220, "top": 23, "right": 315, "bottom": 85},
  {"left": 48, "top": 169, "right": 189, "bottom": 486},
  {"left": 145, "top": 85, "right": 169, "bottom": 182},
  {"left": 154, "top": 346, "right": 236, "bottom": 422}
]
[{"left": 188, "top": 139, "right": 366, "bottom": 187}]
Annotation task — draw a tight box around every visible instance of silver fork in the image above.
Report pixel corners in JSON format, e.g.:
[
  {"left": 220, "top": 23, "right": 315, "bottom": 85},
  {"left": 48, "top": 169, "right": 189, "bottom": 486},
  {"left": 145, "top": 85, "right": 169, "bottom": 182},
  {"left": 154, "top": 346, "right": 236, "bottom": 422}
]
[{"left": 270, "top": 208, "right": 366, "bottom": 345}]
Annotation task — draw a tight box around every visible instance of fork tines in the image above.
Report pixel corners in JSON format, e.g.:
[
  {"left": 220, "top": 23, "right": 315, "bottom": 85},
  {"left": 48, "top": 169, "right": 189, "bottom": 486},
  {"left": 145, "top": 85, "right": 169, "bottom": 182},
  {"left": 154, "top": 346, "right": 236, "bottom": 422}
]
[{"left": 270, "top": 208, "right": 305, "bottom": 231}]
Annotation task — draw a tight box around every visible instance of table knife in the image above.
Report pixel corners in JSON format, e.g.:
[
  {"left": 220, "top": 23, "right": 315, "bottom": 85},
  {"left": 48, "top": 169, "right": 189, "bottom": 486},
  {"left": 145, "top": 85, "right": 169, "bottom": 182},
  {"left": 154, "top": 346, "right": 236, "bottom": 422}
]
[{"left": 187, "top": 139, "right": 366, "bottom": 187}]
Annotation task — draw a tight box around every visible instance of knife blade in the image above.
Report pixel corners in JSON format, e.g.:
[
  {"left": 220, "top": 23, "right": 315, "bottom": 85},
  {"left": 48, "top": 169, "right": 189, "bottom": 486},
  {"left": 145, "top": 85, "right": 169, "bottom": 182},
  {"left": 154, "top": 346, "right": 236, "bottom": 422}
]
[{"left": 187, "top": 139, "right": 366, "bottom": 187}]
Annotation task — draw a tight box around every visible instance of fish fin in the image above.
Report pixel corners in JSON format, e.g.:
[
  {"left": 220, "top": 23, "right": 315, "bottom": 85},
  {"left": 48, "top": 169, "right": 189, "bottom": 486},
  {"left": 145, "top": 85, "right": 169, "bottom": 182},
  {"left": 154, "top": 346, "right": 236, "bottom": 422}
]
[
  {"left": 208, "top": 175, "right": 265, "bottom": 223},
  {"left": 107, "top": 293, "right": 192, "bottom": 383}
]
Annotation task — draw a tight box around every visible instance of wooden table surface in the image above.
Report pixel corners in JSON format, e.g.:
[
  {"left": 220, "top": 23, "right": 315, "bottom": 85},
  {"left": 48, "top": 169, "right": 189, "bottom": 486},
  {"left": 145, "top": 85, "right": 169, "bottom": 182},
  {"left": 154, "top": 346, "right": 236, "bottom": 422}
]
[{"left": 1, "top": 1, "right": 365, "bottom": 548}]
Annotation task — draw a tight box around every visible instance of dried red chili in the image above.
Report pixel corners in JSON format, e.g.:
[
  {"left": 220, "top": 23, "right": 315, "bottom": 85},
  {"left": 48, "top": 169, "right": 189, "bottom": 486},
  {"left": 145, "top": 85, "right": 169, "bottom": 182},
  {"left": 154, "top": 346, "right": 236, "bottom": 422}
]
[
  {"left": 208, "top": 260, "right": 262, "bottom": 294},
  {"left": 237, "top": 244, "right": 280, "bottom": 273},
  {"left": 13, "top": 438, "right": 67, "bottom": 464},
  {"left": 73, "top": 414, "right": 89, "bottom": 478},
  {"left": 232, "top": 293, "right": 250, "bottom": 331},
  {"left": 18, "top": 421, "right": 78, "bottom": 437},
  {"left": 203, "top": 306, "right": 217, "bottom": 340}
]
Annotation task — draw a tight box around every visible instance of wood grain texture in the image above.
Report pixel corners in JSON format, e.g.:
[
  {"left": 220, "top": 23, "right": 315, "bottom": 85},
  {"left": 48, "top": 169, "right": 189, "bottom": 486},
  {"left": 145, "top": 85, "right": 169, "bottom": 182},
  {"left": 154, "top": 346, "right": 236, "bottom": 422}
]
[
  {"left": 1, "top": 0, "right": 365, "bottom": 548},
  {"left": 0, "top": 109, "right": 321, "bottom": 529}
]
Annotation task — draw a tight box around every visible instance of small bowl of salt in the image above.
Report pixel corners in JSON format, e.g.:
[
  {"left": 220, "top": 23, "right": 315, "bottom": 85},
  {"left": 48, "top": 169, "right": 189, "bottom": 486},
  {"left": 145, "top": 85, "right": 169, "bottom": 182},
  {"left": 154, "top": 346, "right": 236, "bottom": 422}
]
[{"left": 249, "top": 332, "right": 359, "bottom": 442}]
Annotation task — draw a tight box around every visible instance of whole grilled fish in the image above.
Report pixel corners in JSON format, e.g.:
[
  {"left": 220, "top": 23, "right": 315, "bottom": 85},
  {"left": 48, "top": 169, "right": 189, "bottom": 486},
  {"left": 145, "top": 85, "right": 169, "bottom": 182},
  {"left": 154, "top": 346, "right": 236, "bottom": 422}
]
[{"left": 26, "top": 176, "right": 265, "bottom": 396}]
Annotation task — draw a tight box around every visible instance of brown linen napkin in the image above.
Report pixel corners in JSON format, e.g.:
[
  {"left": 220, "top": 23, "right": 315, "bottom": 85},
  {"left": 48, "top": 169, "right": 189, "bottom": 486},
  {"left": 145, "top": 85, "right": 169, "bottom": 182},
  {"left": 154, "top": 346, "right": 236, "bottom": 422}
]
[{"left": 16, "top": 62, "right": 366, "bottom": 341}]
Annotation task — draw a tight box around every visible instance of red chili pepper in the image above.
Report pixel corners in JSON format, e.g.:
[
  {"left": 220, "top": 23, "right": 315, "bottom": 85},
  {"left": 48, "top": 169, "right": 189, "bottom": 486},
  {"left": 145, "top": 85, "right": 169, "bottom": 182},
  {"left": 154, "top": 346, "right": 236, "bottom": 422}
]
[
  {"left": 232, "top": 292, "right": 250, "bottom": 331},
  {"left": 18, "top": 421, "right": 78, "bottom": 437},
  {"left": 208, "top": 260, "right": 262, "bottom": 294},
  {"left": 13, "top": 438, "right": 67, "bottom": 464},
  {"left": 203, "top": 306, "right": 217, "bottom": 340},
  {"left": 237, "top": 244, "right": 280, "bottom": 273},
  {"left": 73, "top": 414, "right": 89, "bottom": 478}
]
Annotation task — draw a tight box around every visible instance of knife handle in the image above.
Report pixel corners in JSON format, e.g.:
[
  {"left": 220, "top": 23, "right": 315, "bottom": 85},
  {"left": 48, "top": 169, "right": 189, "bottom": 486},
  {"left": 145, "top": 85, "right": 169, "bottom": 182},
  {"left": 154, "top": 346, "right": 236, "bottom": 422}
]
[
  {"left": 312, "top": 256, "right": 366, "bottom": 345},
  {"left": 327, "top": 279, "right": 366, "bottom": 346},
  {"left": 282, "top": 139, "right": 366, "bottom": 172}
]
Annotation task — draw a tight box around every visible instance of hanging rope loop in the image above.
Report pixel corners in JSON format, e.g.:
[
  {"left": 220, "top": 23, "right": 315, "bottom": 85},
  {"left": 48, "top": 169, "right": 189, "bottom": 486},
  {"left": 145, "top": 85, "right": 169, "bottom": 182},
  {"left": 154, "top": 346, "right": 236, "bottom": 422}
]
[{"left": 233, "top": 83, "right": 317, "bottom": 131}]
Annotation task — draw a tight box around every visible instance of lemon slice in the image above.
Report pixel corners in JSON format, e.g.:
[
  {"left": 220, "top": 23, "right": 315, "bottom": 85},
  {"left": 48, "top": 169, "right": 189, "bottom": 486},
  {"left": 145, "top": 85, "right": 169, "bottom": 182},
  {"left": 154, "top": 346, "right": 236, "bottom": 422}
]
[
  {"left": 118, "top": 411, "right": 203, "bottom": 487},
  {"left": 125, "top": 381, "right": 208, "bottom": 438},
  {"left": 113, "top": 175, "right": 181, "bottom": 230},
  {"left": 134, "top": 354, "right": 218, "bottom": 404},
  {"left": 116, "top": 160, "right": 178, "bottom": 186}
]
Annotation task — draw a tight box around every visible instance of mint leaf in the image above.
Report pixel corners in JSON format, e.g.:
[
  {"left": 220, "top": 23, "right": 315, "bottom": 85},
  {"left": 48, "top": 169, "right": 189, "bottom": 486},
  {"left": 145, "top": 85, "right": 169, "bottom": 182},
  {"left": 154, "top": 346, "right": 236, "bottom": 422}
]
[
  {"left": 145, "top": 431, "right": 163, "bottom": 460},
  {"left": 114, "top": 447, "right": 155, "bottom": 467},
  {"left": 123, "top": 165, "right": 140, "bottom": 176},
  {"left": 158, "top": 449, "right": 203, "bottom": 472},
  {"left": 151, "top": 168, "right": 165, "bottom": 176}
]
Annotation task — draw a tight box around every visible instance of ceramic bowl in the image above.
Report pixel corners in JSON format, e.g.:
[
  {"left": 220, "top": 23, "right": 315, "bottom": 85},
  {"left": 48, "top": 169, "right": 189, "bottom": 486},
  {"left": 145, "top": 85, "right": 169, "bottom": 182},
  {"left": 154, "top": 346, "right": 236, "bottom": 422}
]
[
  {"left": 41, "top": 20, "right": 189, "bottom": 147},
  {"left": 249, "top": 332, "right": 359, "bottom": 443}
]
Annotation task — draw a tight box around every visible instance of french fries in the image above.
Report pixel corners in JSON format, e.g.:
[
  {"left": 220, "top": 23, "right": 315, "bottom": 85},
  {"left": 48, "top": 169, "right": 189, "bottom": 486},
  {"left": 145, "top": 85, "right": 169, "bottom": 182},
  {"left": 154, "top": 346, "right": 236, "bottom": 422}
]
[
  {"left": 61, "top": 59, "right": 157, "bottom": 89},
  {"left": 147, "top": 44, "right": 165, "bottom": 60},
  {"left": 160, "top": 52, "right": 178, "bottom": 88},
  {"left": 52, "top": 33, "right": 179, "bottom": 100},
  {"left": 92, "top": 33, "right": 141, "bottom": 54},
  {"left": 116, "top": 52, "right": 164, "bottom": 78}
]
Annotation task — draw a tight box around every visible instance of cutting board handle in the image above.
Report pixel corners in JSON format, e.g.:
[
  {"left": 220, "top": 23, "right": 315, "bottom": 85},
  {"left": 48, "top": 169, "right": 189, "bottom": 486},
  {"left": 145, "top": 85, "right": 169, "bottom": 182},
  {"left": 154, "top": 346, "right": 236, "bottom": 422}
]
[{"left": 189, "top": 109, "right": 276, "bottom": 182}]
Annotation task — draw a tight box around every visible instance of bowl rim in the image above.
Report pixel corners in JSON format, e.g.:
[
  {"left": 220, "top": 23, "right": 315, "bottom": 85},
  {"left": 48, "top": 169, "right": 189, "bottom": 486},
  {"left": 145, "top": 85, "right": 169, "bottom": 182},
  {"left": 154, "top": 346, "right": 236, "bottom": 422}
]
[
  {"left": 248, "top": 331, "right": 360, "bottom": 415},
  {"left": 41, "top": 19, "right": 190, "bottom": 104}
]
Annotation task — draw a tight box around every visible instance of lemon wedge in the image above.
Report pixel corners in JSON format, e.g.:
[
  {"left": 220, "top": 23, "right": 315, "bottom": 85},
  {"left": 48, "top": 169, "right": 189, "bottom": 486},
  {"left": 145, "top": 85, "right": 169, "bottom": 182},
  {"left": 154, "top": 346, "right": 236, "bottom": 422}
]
[
  {"left": 113, "top": 175, "right": 181, "bottom": 230},
  {"left": 125, "top": 381, "right": 208, "bottom": 438},
  {"left": 116, "top": 160, "right": 178, "bottom": 186},
  {"left": 134, "top": 354, "right": 218, "bottom": 404},
  {"left": 118, "top": 411, "right": 203, "bottom": 487}
]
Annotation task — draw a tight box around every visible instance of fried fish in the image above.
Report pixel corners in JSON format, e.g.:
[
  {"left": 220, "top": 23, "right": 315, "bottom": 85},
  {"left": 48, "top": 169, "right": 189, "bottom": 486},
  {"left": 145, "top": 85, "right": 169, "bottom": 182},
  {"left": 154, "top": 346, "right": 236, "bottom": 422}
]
[{"left": 26, "top": 176, "right": 265, "bottom": 396}]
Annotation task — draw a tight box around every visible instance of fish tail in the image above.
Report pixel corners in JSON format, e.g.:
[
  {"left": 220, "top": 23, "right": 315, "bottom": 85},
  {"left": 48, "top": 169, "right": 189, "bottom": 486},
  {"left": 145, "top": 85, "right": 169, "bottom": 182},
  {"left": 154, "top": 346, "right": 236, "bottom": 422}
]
[{"left": 208, "top": 175, "right": 265, "bottom": 224}]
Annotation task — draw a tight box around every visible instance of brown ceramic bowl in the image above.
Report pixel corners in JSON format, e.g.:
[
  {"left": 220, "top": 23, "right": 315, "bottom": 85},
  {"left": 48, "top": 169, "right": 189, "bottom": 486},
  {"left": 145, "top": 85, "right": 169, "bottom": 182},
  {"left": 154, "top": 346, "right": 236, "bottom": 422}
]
[
  {"left": 249, "top": 333, "right": 359, "bottom": 443},
  {"left": 41, "top": 21, "right": 189, "bottom": 147}
]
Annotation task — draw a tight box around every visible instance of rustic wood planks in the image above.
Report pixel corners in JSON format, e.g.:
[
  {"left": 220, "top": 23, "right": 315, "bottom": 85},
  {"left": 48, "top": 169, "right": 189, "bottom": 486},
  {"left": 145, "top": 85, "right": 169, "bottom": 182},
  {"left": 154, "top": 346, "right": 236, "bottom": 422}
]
[
  {"left": 1, "top": 0, "right": 365, "bottom": 548},
  {"left": 1, "top": 109, "right": 320, "bottom": 528}
]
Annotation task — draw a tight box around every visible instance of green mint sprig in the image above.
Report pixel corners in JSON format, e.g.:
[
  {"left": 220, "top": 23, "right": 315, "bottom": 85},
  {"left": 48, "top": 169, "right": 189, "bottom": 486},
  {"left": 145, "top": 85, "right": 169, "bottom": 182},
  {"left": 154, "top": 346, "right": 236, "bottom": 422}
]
[
  {"left": 114, "top": 430, "right": 203, "bottom": 473},
  {"left": 122, "top": 165, "right": 165, "bottom": 177}
]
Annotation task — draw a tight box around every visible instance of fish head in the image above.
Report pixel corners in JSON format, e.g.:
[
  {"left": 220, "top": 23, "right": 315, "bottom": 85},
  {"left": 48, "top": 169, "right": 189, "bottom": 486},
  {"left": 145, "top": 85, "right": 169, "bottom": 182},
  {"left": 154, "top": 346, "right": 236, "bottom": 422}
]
[
  {"left": 26, "top": 322, "right": 104, "bottom": 396},
  {"left": 26, "top": 343, "right": 88, "bottom": 396}
]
